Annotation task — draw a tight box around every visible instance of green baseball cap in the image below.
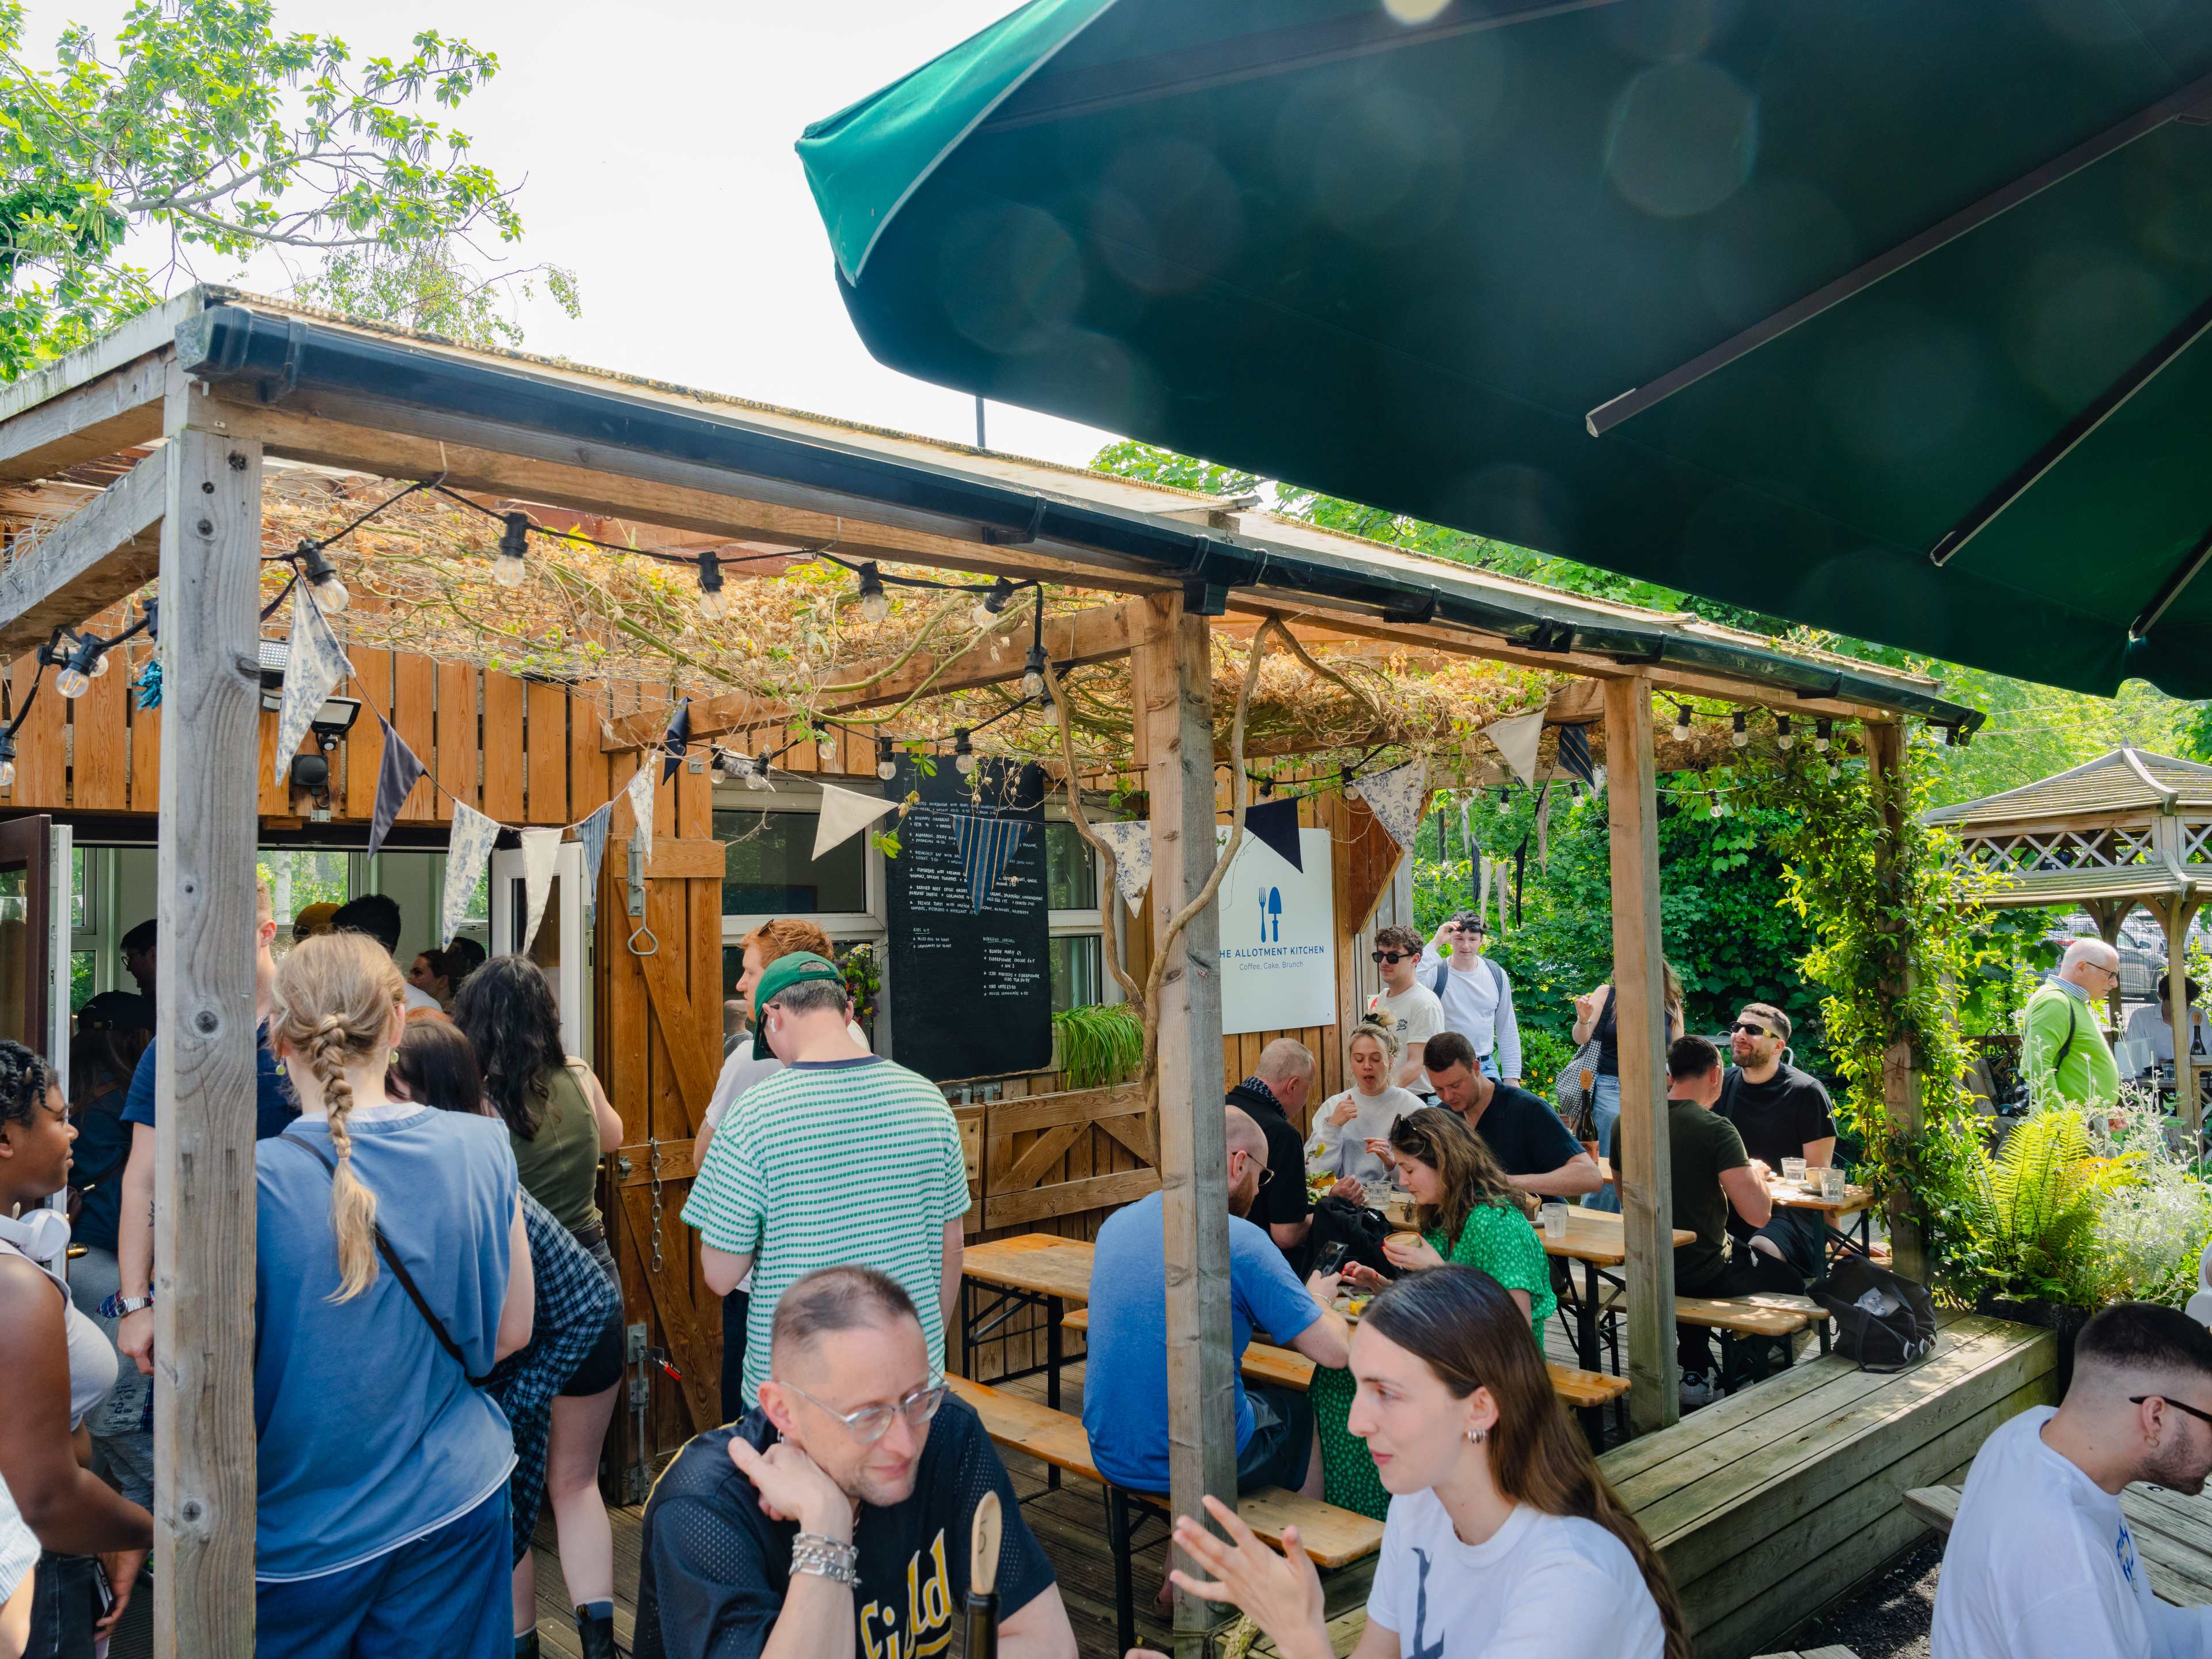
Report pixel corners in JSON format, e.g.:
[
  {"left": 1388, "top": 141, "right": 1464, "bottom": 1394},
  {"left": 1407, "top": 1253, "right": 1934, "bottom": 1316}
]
[{"left": 752, "top": 951, "right": 847, "bottom": 1058}]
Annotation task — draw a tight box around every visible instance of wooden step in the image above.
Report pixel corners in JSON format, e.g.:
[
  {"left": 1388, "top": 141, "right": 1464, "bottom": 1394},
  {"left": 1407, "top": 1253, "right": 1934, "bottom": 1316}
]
[{"left": 945, "top": 1376, "right": 1384, "bottom": 1570}]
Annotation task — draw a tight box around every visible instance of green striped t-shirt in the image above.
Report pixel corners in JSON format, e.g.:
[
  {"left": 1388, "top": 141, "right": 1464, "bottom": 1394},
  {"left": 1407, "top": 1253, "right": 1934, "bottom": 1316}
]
[{"left": 681, "top": 1054, "right": 969, "bottom": 1411}]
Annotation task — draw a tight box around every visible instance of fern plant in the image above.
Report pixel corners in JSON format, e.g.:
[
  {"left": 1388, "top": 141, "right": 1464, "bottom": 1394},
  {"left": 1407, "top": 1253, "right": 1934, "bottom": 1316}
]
[
  {"left": 1052, "top": 1003, "right": 1145, "bottom": 1090},
  {"left": 1961, "top": 1108, "right": 2139, "bottom": 1305}
]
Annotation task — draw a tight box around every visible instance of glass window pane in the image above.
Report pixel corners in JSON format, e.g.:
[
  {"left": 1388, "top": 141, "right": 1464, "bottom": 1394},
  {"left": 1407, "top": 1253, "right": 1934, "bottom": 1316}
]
[
  {"left": 259, "top": 849, "right": 354, "bottom": 930},
  {"left": 70, "top": 848, "right": 85, "bottom": 930},
  {"left": 71, "top": 951, "right": 94, "bottom": 1012},
  {"left": 715, "top": 810, "right": 867, "bottom": 915},
  {"left": 1044, "top": 821, "right": 1098, "bottom": 911},
  {"left": 1048, "top": 934, "right": 1101, "bottom": 1014}
]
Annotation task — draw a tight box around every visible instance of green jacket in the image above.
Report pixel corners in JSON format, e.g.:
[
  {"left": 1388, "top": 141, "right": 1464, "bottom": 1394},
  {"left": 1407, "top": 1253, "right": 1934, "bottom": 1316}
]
[{"left": 2024, "top": 980, "right": 2119, "bottom": 1111}]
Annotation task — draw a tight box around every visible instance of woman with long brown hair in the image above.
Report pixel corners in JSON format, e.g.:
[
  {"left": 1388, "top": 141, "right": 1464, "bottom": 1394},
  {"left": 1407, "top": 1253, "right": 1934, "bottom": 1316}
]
[
  {"left": 1143, "top": 1264, "right": 1688, "bottom": 1659},
  {"left": 254, "top": 932, "right": 533, "bottom": 1658},
  {"left": 1313, "top": 1108, "right": 1556, "bottom": 1520}
]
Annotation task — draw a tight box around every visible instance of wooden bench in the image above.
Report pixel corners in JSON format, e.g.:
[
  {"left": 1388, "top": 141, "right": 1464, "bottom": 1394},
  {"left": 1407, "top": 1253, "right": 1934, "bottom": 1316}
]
[
  {"left": 1752, "top": 1649, "right": 1862, "bottom": 1658},
  {"left": 946, "top": 1376, "right": 1384, "bottom": 1655},
  {"left": 1676, "top": 1293, "right": 1828, "bottom": 1392},
  {"left": 1059, "top": 1308, "right": 1632, "bottom": 1441},
  {"left": 1907, "top": 1480, "right": 2212, "bottom": 1608}
]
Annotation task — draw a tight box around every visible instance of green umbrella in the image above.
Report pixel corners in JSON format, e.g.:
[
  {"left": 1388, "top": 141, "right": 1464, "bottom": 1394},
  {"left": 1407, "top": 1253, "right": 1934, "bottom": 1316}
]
[{"left": 799, "top": 1, "right": 2212, "bottom": 697}]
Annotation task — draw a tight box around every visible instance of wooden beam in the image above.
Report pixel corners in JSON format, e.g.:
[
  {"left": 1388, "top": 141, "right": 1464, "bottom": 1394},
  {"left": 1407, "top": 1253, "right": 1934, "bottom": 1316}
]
[
  {"left": 1605, "top": 673, "right": 1677, "bottom": 1436},
  {"left": 610, "top": 598, "right": 1160, "bottom": 749},
  {"left": 0, "top": 290, "right": 198, "bottom": 429},
  {"left": 151, "top": 422, "right": 262, "bottom": 1658},
  {"left": 0, "top": 448, "right": 166, "bottom": 657},
  {"left": 1869, "top": 722, "right": 1927, "bottom": 1283},
  {"left": 0, "top": 350, "right": 166, "bottom": 483},
  {"left": 1134, "top": 592, "right": 1237, "bottom": 1654}
]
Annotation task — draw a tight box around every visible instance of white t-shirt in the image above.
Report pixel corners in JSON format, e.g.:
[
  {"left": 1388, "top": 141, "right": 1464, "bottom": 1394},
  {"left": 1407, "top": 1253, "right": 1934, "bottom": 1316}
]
[
  {"left": 401, "top": 982, "right": 441, "bottom": 1013},
  {"left": 1369, "top": 1491, "right": 1665, "bottom": 1658},
  {"left": 1932, "top": 1406, "right": 2212, "bottom": 1659},
  {"left": 1306, "top": 1085, "right": 1423, "bottom": 1189},
  {"left": 1369, "top": 982, "right": 1446, "bottom": 1092},
  {"left": 2124, "top": 1004, "right": 2212, "bottom": 1070}
]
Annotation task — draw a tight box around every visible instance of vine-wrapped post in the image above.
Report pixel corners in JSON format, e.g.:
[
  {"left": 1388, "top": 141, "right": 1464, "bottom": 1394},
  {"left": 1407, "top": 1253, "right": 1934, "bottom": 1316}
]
[{"left": 1870, "top": 721, "right": 1926, "bottom": 1282}]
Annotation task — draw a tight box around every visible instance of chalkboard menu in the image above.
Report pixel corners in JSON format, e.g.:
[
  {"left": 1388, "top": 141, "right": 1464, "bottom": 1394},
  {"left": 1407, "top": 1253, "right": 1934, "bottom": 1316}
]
[{"left": 884, "top": 757, "right": 1054, "bottom": 1082}]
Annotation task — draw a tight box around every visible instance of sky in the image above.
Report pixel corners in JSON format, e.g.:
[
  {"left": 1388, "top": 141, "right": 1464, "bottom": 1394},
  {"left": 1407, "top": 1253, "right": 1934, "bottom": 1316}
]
[{"left": 16, "top": 0, "right": 1123, "bottom": 468}]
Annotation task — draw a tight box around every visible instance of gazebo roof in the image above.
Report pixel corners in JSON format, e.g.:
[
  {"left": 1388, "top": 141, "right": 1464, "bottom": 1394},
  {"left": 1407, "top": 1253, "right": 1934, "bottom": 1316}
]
[{"left": 1925, "top": 747, "right": 2212, "bottom": 830}]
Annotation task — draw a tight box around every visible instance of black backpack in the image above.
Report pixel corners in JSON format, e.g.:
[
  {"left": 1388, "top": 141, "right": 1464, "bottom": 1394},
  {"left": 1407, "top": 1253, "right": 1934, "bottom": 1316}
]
[{"left": 1817, "top": 1255, "right": 1938, "bottom": 1372}]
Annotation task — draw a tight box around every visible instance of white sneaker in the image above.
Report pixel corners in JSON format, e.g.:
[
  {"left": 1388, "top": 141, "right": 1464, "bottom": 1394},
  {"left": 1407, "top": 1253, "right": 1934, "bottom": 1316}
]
[{"left": 1679, "top": 1369, "right": 1715, "bottom": 1410}]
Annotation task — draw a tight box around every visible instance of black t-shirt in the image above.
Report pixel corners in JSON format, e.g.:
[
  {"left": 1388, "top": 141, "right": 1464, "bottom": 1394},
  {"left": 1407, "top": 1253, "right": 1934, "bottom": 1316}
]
[
  {"left": 1715, "top": 1063, "right": 1837, "bottom": 1172},
  {"left": 634, "top": 1399, "right": 1056, "bottom": 1659},
  {"left": 1669, "top": 1097, "right": 1750, "bottom": 1285},
  {"left": 1465, "top": 1083, "right": 1584, "bottom": 1179},
  {"left": 1226, "top": 1080, "right": 1313, "bottom": 1233}
]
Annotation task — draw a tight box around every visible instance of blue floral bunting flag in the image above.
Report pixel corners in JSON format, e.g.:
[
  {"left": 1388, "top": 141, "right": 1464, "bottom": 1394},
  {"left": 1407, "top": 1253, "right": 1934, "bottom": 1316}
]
[
  {"left": 272, "top": 586, "right": 351, "bottom": 783},
  {"left": 1092, "top": 820, "right": 1152, "bottom": 915},
  {"left": 441, "top": 803, "right": 499, "bottom": 947},
  {"left": 1350, "top": 758, "right": 1427, "bottom": 850}
]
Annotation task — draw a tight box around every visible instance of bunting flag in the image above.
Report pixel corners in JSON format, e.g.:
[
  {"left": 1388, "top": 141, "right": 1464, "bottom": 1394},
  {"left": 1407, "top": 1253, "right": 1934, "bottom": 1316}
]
[
  {"left": 573, "top": 802, "right": 613, "bottom": 926},
  {"left": 1092, "top": 820, "right": 1153, "bottom": 915},
  {"left": 365, "top": 715, "right": 425, "bottom": 860},
  {"left": 1349, "top": 758, "right": 1427, "bottom": 850},
  {"left": 661, "top": 700, "right": 691, "bottom": 786},
  {"left": 441, "top": 803, "right": 500, "bottom": 947},
  {"left": 814, "top": 780, "right": 897, "bottom": 859},
  {"left": 1243, "top": 797, "right": 1304, "bottom": 872},
  {"left": 953, "top": 813, "right": 1031, "bottom": 912},
  {"left": 1535, "top": 779, "right": 1556, "bottom": 871},
  {"left": 271, "top": 586, "right": 352, "bottom": 783},
  {"left": 518, "top": 827, "right": 562, "bottom": 952},
  {"left": 1556, "top": 723, "right": 1597, "bottom": 788},
  {"left": 1513, "top": 832, "right": 1528, "bottom": 926},
  {"left": 1480, "top": 710, "right": 1544, "bottom": 790},
  {"left": 1477, "top": 850, "right": 1492, "bottom": 928},
  {"left": 624, "top": 766, "right": 658, "bottom": 869}
]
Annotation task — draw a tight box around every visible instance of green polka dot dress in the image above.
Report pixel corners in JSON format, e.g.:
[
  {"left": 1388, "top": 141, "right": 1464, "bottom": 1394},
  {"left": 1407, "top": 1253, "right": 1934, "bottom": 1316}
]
[{"left": 1312, "top": 1205, "right": 1558, "bottom": 1520}]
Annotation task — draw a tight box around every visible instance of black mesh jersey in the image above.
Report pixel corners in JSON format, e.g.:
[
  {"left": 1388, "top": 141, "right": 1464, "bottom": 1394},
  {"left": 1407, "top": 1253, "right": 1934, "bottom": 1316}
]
[{"left": 634, "top": 1398, "right": 1055, "bottom": 1658}]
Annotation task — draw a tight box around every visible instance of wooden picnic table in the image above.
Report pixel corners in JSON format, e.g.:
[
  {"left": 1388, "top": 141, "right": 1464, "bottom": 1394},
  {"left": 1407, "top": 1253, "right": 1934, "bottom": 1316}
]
[{"left": 1595, "top": 1158, "right": 1878, "bottom": 1259}]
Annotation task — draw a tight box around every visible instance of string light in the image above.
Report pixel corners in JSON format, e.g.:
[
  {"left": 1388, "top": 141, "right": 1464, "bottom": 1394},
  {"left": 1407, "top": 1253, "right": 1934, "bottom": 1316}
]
[
  {"left": 1021, "top": 644, "right": 1047, "bottom": 702},
  {"left": 1036, "top": 680, "right": 1060, "bottom": 730},
  {"left": 748, "top": 750, "right": 773, "bottom": 790},
  {"left": 1775, "top": 714, "right": 1794, "bottom": 752},
  {"left": 695, "top": 550, "right": 729, "bottom": 622},
  {"left": 853, "top": 562, "right": 892, "bottom": 624},
  {"left": 52, "top": 634, "right": 96, "bottom": 699},
  {"left": 0, "top": 730, "right": 13, "bottom": 789},
  {"left": 298, "top": 542, "right": 350, "bottom": 616},
  {"left": 1671, "top": 704, "right": 1692, "bottom": 741},
  {"left": 953, "top": 729, "right": 976, "bottom": 776},
  {"left": 815, "top": 725, "right": 837, "bottom": 762},
  {"left": 876, "top": 735, "right": 898, "bottom": 781},
  {"left": 1815, "top": 718, "right": 1832, "bottom": 754},
  {"left": 970, "top": 576, "right": 1018, "bottom": 630},
  {"left": 492, "top": 511, "right": 531, "bottom": 588},
  {"left": 1730, "top": 711, "right": 1749, "bottom": 749}
]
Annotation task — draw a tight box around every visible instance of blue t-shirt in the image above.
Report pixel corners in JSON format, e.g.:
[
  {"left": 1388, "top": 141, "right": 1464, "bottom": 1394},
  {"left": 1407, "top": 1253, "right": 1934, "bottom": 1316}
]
[
  {"left": 253, "top": 1107, "right": 518, "bottom": 1581},
  {"left": 68, "top": 1082, "right": 134, "bottom": 1253},
  {"left": 1081, "top": 1190, "right": 1321, "bottom": 1491},
  {"left": 122, "top": 1023, "right": 298, "bottom": 1141}
]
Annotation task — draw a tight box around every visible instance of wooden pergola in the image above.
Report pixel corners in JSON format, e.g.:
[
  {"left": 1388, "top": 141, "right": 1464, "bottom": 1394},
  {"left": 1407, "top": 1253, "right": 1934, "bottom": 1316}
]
[
  {"left": 1926, "top": 746, "right": 2212, "bottom": 1127},
  {"left": 0, "top": 289, "right": 1982, "bottom": 1656}
]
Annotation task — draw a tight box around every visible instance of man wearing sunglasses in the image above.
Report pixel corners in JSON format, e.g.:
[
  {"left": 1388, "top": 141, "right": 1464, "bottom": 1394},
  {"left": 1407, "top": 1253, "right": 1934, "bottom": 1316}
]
[
  {"left": 1365, "top": 926, "right": 1445, "bottom": 1096},
  {"left": 1715, "top": 1003, "right": 1836, "bottom": 1282},
  {"left": 635, "top": 1265, "right": 1077, "bottom": 1659},
  {"left": 2024, "top": 938, "right": 2123, "bottom": 1113},
  {"left": 1934, "top": 1301, "right": 2212, "bottom": 1658}
]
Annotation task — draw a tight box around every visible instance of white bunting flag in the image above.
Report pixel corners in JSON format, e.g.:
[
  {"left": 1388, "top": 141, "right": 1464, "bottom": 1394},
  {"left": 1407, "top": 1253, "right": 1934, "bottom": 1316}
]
[
  {"left": 272, "top": 586, "right": 353, "bottom": 783},
  {"left": 440, "top": 803, "right": 500, "bottom": 948},
  {"left": 1350, "top": 758, "right": 1428, "bottom": 850},
  {"left": 624, "top": 766, "right": 657, "bottom": 869},
  {"left": 1480, "top": 710, "right": 1544, "bottom": 790},
  {"left": 1092, "top": 820, "right": 1153, "bottom": 916},
  {"left": 814, "top": 781, "right": 896, "bottom": 860},
  {"left": 518, "top": 827, "right": 562, "bottom": 952}
]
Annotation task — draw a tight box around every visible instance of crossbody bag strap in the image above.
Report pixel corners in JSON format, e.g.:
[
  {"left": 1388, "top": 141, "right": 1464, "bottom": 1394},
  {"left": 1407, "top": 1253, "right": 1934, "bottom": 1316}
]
[
  {"left": 276, "top": 1134, "right": 491, "bottom": 1387},
  {"left": 2052, "top": 995, "right": 2080, "bottom": 1075}
]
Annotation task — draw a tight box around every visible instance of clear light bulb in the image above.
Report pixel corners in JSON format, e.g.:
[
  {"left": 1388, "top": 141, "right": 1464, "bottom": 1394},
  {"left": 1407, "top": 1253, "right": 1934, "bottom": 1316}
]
[
  {"left": 1038, "top": 696, "right": 1061, "bottom": 730},
  {"left": 817, "top": 733, "right": 838, "bottom": 762},
  {"left": 696, "top": 588, "right": 729, "bottom": 622},
  {"left": 312, "top": 575, "right": 351, "bottom": 616},
  {"left": 1828, "top": 763, "right": 1842, "bottom": 782},
  {"left": 1671, "top": 718, "right": 1690, "bottom": 741},
  {"left": 88, "top": 648, "right": 112, "bottom": 679},
  {"left": 955, "top": 750, "right": 977, "bottom": 776},
  {"left": 0, "top": 758, "right": 13, "bottom": 788},
  {"left": 493, "top": 551, "right": 528, "bottom": 589},
  {"left": 1709, "top": 799, "right": 1723, "bottom": 817},
  {"left": 1022, "top": 667, "right": 1046, "bottom": 700},
  {"left": 971, "top": 599, "right": 998, "bottom": 629},
  {"left": 745, "top": 757, "right": 772, "bottom": 791},
  {"left": 55, "top": 666, "right": 89, "bottom": 699},
  {"left": 859, "top": 587, "right": 891, "bottom": 624}
]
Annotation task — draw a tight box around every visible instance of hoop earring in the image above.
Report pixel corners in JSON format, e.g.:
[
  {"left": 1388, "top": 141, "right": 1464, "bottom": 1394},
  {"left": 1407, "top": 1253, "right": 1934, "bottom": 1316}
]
[{"left": 1466, "top": 1426, "right": 1488, "bottom": 1445}]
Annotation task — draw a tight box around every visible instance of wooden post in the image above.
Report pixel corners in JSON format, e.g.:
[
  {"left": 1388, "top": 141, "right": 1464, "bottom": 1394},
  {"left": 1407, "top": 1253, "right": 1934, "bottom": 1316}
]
[
  {"left": 1869, "top": 722, "right": 1926, "bottom": 1283},
  {"left": 1604, "top": 674, "right": 1675, "bottom": 1435},
  {"left": 151, "top": 408, "right": 264, "bottom": 1657},
  {"left": 2088, "top": 899, "right": 2127, "bottom": 1030},
  {"left": 1134, "top": 593, "right": 1236, "bottom": 1653},
  {"left": 2158, "top": 897, "right": 2203, "bottom": 1143}
]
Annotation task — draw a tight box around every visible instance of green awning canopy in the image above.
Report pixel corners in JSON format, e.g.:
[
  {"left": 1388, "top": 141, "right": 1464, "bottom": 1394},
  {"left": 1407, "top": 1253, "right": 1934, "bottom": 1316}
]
[{"left": 798, "top": 1, "right": 2212, "bottom": 698}]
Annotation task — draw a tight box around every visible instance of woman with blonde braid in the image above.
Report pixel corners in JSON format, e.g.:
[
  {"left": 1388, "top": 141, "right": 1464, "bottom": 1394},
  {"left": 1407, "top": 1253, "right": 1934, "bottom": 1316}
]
[
  {"left": 254, "top": 932, "right": 535, "bottom": 1659},
  {"left": 1140, "top": 1265, "right": 1689, "bottom": 1659}
]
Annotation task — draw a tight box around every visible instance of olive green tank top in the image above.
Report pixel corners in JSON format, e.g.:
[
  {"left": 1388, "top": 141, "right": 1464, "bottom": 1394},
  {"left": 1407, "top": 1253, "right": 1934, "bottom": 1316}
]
[{"left": 510, "top": 1062, "right": 603, "bottom": 1234}]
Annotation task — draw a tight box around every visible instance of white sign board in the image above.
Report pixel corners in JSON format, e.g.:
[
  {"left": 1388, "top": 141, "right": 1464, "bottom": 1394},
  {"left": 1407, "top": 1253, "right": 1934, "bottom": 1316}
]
[{"left": 1215, "top": 827, "right": 1337, "bottom": 1036}]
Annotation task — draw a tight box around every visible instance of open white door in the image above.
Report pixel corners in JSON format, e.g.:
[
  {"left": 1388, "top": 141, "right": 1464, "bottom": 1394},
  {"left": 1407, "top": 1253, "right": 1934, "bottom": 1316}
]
[
  {"left": 490, "top": 839, "right": 588, "bottom": 1057},
  {"left": 47, "top": 823, "right": 70, "bottom": 1097}
]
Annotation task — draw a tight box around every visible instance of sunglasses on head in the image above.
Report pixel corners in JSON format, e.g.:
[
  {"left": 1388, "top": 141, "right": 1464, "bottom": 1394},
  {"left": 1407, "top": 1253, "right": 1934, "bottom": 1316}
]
[
  {"left": 1732, "top": 1021, "right": 1776, "bottom": 1038},
  {"left": 1372, "top": 949, "right": 1412, "bottom": 964}
]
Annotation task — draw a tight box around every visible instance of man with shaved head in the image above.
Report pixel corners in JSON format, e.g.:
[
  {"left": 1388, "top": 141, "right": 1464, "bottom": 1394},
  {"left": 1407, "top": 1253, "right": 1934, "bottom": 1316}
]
[
  {"left": 1084, "top": 1105, "right": 1351, "bottom": 1499},
  {"left": 1226, "top": 1037, "right": 1322, "bottom": 1268},
  {"left": 1934, "top": 1302, "right": 2212, "bottom": 1658},
  {"left": 2026, "top": 937, "right": 2122, "bottom": 1112}
]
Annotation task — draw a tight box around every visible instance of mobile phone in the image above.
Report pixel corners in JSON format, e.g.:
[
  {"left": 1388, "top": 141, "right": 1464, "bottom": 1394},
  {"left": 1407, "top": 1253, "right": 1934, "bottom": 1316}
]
[{"left": 1315, "top": 1241, "right": 1349, "bottom": 1276}]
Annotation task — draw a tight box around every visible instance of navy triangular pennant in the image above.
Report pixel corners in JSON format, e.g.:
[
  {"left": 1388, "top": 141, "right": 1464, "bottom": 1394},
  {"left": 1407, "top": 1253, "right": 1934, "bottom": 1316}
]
[
  {"left": 1244, "top": 797, "right": 1304, "bottom": 872},
  {"left": 366, "top": 715, "right": 426, "bottom": 859}
]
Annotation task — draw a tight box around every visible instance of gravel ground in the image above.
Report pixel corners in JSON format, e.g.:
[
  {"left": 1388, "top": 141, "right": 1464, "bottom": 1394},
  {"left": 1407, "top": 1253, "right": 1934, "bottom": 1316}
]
[{"left": 1771, "top": 1538, "right": 1942, "bottom": 1658}]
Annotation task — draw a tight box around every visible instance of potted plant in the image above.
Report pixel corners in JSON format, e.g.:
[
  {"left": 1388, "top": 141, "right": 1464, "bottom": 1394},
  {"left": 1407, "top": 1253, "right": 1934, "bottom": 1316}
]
[{"left": 1051, "top": 1002, "right": 1144, "bottom": 1090}]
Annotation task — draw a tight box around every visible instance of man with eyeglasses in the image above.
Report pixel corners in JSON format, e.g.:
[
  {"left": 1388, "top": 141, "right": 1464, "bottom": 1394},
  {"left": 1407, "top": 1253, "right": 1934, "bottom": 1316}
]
[
  {"left": 1365, "top": 926, "right": 1445, "bottom": 1096},
  {"left": 1715, "top": 1003, "right": 1836, "bottom": 1282},
  {"left": 2024, "top": 938, "right": 2122, "bottom": 1113},
  {"left": 1934, "top": 1301, "right": 2212, "bottom": 1658},
  {"left": 1085, "top": 1106, "right": 1351, "bottom": 1502},
  {"left": 634, "top": 1265, "right": 1077, "bottom": 1659}
]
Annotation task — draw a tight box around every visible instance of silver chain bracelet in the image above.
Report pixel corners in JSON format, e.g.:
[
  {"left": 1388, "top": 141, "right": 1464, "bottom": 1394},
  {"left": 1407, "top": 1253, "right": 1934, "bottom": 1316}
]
[{"left": 790, "top": 1532, "right": 859, "bottom": 1586}]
